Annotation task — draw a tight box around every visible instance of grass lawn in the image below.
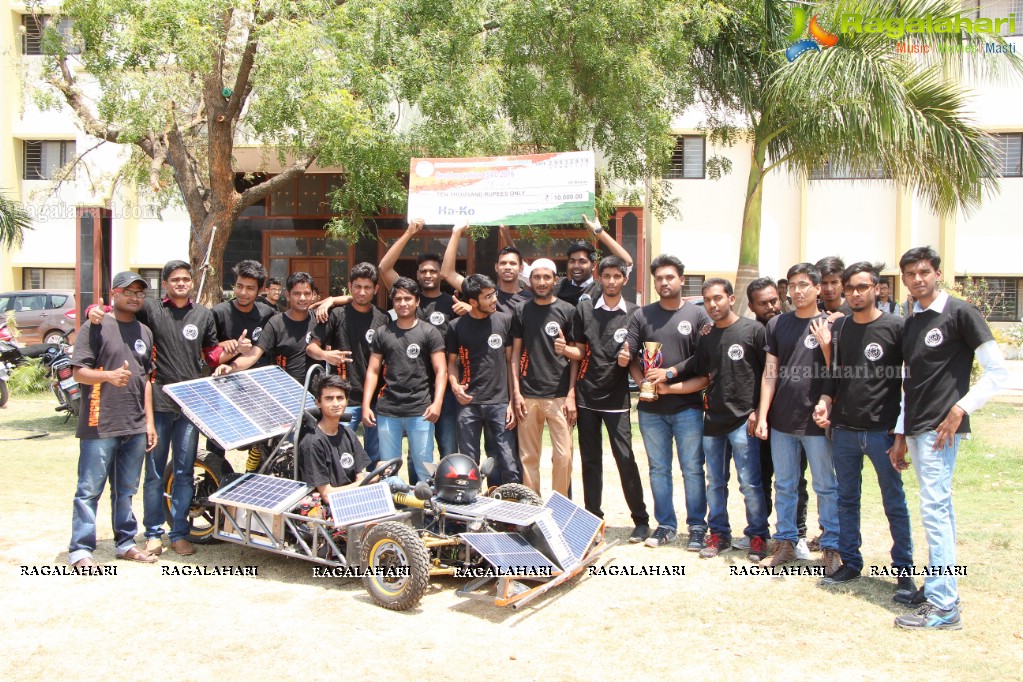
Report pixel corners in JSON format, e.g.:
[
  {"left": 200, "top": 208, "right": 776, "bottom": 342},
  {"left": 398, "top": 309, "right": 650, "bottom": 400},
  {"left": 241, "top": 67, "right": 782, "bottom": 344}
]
[{"left": 0, "top": 395, "right": 1021, "bottom": 681}]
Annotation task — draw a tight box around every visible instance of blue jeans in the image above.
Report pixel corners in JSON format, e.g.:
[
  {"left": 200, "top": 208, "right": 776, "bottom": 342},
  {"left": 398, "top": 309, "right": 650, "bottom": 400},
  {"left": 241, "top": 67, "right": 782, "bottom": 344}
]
[
  {"left": 638, "top": 408, "right": 706, "bottom": 533},
  {"left": 377, "top": 414, "right": 435, "bottom": 484},
  {"left": 770, "top": 430, "right": 839, "bottom": 548},
  {"left": 345, "top": 404, "right": 379, "bottom": 465},
  {"left": 832, "top": 428, "right": 913, "bottom": 572},
  {"left": 703, "top": 423, "right": 768, "bottom": 539},
  {"left": 144, "top": 411, "right": 201, "bottom": 542},
  {"left": 907, "top": 430, "right": 962, "bottom": 610},
  {"left": 69, "top": 434, "right": 147, "bottom": 563},
  {"left": 434, "top": 391, "right": 459, "bottom": 458},
  {"left": 457, "top": 403, "right": 519, "bottom": 486}
]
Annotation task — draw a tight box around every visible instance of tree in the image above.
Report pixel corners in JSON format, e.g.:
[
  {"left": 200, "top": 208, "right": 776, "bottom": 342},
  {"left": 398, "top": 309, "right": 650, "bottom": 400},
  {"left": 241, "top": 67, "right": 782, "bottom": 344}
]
[
  {"left": 691, "top": 0, "right": 1022, "bottom": 311},
  {"left": 31, "top": 0, "right": 726, "bottom": 304},
  {"left": 0, "top": 189, "right": 33, "bottom": 250}
]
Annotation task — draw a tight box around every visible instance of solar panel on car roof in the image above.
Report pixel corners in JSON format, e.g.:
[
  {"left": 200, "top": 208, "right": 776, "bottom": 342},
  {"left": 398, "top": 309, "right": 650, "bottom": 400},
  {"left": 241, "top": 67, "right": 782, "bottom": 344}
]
[{"left": 209, "top": 473, "right": 311, "bottom": 514}]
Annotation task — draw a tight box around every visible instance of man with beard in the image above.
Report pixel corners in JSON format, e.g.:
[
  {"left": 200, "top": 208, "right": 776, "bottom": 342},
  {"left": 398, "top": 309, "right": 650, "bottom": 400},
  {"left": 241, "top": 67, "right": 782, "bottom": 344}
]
[
  {"left": 441, "top": 222, "right": 533, "bottom": 314},
  {"left": 625, "top": 255, "right": 710, "bottom": 549},
  {"left": 556, "top": 212, "right": 633, "bottom": 306},
  {"left": 745, "top": 278, "right": 812, "bottom": 559},
  {"left": 817, "top": 256, "right": 853, "bottom": 318},
  {"left": 813, "top": 262, "right": 915, "bottom": 599}
]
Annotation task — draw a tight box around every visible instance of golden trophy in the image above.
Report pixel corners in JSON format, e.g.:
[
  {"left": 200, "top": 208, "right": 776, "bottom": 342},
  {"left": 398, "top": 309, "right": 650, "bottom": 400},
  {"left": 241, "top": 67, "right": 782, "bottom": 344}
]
[{"left": 639, "top": 342, "right": 663, "bottom": 401}]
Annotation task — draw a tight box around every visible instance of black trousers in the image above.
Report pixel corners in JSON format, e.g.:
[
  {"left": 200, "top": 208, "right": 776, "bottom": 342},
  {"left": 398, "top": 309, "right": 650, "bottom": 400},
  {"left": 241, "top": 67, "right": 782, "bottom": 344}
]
[
  {"left": 577, "top": 407, "right": 649, "bottom": 526},
  {"left": 757, "top": 437, "right": 810, "bottom": 537}
]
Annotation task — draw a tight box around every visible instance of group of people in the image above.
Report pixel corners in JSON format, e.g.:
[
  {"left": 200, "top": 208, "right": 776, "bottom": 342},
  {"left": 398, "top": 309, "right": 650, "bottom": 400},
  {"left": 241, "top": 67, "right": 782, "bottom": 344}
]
[{"left": 65, "top": 214, "right": 1008, "bottom": 632}]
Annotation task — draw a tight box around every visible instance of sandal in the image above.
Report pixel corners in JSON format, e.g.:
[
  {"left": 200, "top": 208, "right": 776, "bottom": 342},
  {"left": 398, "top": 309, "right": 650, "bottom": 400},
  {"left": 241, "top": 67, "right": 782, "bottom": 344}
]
[{"left": 116, "top": 546, "right": 158, "bottom": 564}]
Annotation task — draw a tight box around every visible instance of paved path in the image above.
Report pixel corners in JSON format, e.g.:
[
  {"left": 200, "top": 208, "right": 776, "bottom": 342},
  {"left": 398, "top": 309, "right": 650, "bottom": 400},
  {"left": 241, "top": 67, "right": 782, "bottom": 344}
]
[{"left": 998, "top": 359, "right": 1023, "bottom": 401}]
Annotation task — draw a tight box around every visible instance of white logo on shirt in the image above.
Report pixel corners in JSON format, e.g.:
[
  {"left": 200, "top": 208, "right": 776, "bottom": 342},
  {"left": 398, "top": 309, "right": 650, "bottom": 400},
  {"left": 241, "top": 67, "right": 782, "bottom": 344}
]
[
  {"left": 544, "top": 321, "right": 561, "bottom": 337},
  {"left": 429, "top": 311, "right": 446, "bottom": 326},
  {"left": 488, "top": 333, "right": 503, "bottom": 349},
  {"left": 252, "top": 327, "right": 262, "bottom": 342},
  {"left": 924, "top": 328, "right": 943, "bottom": 347},
  {"left": 804, "top": 335, "right": 820, "bottom": 349},
  {"left": 407, "top": 343, "right": 421, "bottom": 359},
  {"left": 182, "top": 324, "right": 199, "bottom": 341},
  {"left": 613, "top": 328, "right": 628, "bottom": 344},
  {"left": 305, "top": 332, "right": 313, "bottom": 344},
  {"left": 728, "top": 344, "right": 745, "bottom": 361},
  {"left": 365, "top": 329, "right": 375, "bottom": 345},
  {"left": 864, "top": 342, "right": 884, "bottom": 361},
  {"left": 340, "top": 452, "right": 355, "bottom": 468},
  {"left": 134, "top": 339, "right": 147, "bottom": 355},
  {"left": 579, "top": 293, "right": 591, "bottom": 303},
  {"left": 677, "top": 320, "right": 693, "bottom": 336}
]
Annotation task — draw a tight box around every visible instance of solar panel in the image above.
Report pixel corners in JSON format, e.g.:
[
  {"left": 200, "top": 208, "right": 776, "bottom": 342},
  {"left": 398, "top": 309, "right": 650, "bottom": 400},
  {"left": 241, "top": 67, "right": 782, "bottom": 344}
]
[
  {"left": 209, "top": 473, "right": 311, "bottom": 514},
  {"left": 435, "top": 497, "right": 498, "bottom": 518},
  {"left": 163, "top": 366, "right": 312, "bottom": 450},
  {"left": 532, "top": 512, "right": 577, "bottom": 569},
  {"left": 461, "top": 532, "right": 559, "bottom": 576},
  {"left": 543, "top": 491, "right": 603, "bottom": 564},
  {"left": 327, "top": 482, "right": 396, "bottom": 526},
  {"left": 475, "top": 500, "right": 550, "bottom": 525}
]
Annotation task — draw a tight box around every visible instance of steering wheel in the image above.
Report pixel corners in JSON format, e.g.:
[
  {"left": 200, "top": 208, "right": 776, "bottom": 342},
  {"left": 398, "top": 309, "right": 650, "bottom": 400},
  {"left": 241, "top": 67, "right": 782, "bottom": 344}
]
[{"left": 360, "top": 457, "right": 403, "bottom": 487}]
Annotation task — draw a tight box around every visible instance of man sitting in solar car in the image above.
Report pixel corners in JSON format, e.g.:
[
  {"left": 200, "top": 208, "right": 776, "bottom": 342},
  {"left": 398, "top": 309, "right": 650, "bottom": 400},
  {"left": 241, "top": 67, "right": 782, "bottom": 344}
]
[{"left": 298, "top": 375, "right": 369, "bottom": 497}]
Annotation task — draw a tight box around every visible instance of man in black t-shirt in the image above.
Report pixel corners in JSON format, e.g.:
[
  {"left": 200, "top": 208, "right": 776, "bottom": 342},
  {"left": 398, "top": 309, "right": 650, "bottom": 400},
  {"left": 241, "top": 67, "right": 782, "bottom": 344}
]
[
  {"left": 814, "top": 262, "right": 915, "bottom": 596},
  {"left": 755, "top": 263, "right": 840, "bottom": 574},
  {"left": 308, "top": 263, "right": 389, "bottom": 464},
  {"left": 817, "top": 256, "right": 853, "bottom": 318},
  {"left": 511, "top": 259, "right": 582, "bottom": 496},
  {"left": 555, "top": 212, "right": 633, "bottom": 306},
  {"left": 299, "top": 376, "right": 369, "bottom": 494},
  {"left": 692, "top": 278, "right": 769, "bottom": 562},
  {"left": 446, "top": 274, "right": 519, "bottom": 485},
  {"left": 363, "top": 278, "right": 448, "bottom": 484},
  {"left": 211, "top": 261, "right": 277, "bottom": 370},
  {"left": 68, "top": 272, "right": 158, "bottom": 568},
  {"left": 890, "top": 248, "right": 1007, "bottom": 631},
  {"left": 574, "top": 257, "right": 649, "bottom": 543},
  {"left": 625, "top": 255, "right": 710, "bottom": 550},
  {"left": 89, "top": 260, "right": 220, "bottom": 557}
]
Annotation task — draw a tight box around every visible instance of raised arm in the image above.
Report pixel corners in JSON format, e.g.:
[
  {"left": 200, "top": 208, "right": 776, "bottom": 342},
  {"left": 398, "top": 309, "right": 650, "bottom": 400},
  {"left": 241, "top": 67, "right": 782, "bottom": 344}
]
[
  {"left": 583, "top": 210, "right": 632, "bottom": 269},
  {"left": 379, "top": 218, "right": 425, "bottom": 290},
  {"left": 441, "top": 221, "right": 468, "bottom": 293}
]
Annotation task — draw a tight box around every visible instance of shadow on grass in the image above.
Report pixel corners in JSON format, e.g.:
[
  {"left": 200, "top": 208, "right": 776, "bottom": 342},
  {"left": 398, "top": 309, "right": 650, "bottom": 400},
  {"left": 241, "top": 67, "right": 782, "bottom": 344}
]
[
  {"left": 813, "top": 575, "right": 913, "bottom": 615},
  {"left": 0, "top": 411, "right": 77, "bottom": 437}
]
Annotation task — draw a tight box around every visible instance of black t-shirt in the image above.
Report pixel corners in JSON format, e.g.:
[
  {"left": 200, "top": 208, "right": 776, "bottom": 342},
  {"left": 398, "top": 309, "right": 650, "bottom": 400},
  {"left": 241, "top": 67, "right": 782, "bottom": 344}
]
[
  {"left": 764, "top": 311, "right": 829, "bottom": 436},
  {"left": 71, "top": 316, "right": 154, "bottom": 439},
  {"left": 625, "top": 301, "right": 711, "bottom": 414},
  {"left": 903, "top": 295, "right": 993, "bottom": 435},
  {"left": 574, "top": 299, "right": 637, "bottom": 410},
  {"left": 496, "top": 288, "right": 533, "bottom": 315},
  {"left": 211, "top": 300, "right": 277, "bottom": 368},
  {"left": 312, "top": 304, "right": 389, "bottom": 403},
  {"left": 557, "top": 279, "right": 600, "bottom": 307},
  {"left": 445, "top": 312, "right": 512, "bottom": 405},
  {"left": 416, "top": 291, "right": 456, "bottom": 335},
  {"left": 256, "top": 312, "right": 316, "bottom": 383},
  {"left": 136, "top": 298, "right": 218, "bottom": 414},
  {"left": 819, "top": 300, "right": 854, "bottom": 316},
  {"left": 298, "top": 425, "right": 370, "bottom": 488},
  {"left": 823, "top": 313, "right": 904, "bottom": 432},
  {"left": 693, "top": 317, "right": 766, "bottom": 437},
  {"left": 369, "top": 320, "right": 446, "bottom": 417},
  {"left": 511, "top": 298, "right": 580, "bottom": 399}
]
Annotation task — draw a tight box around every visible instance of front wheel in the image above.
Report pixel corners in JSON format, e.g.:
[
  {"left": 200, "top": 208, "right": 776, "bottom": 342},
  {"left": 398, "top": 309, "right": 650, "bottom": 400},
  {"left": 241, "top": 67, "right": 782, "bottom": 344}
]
[
  {"left": 360, "top": 521, "right": 430, "bottom": 611},
  {"left": 163, "top": 451, "right": 233, "bottom": 544}
]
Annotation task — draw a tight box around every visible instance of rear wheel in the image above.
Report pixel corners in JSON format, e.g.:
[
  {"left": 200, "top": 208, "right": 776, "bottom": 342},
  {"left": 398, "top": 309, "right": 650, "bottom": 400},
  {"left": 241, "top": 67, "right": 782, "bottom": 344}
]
[
  {"left": 43, "top": 330, "right": 67, "bottom": 345},
  {"left": 163, "top": 451, "right": 233, "bottom": 544},
  {"left": 360, "top": 521, "right": 430, "bottom": 611},
  {"left": 489, "top": 483, "right": 543, "bottom": 506}
]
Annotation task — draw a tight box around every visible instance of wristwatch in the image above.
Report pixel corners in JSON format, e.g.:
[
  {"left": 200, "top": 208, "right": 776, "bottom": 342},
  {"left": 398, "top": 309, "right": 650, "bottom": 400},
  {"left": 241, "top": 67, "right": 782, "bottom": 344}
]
[
  {"left": 593, "top": 226, "right": 603, "bottom": 234},
  {"left": 665, "top": 367, "right": 676, "bottom": 380}
]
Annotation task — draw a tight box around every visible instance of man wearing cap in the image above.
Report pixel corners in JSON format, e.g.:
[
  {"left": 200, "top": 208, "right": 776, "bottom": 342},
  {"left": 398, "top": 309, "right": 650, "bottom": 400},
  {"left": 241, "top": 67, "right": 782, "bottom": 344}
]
[
  {"left": 68, "top": 272, "right": 158, "bottom": 568},
  {"left": 510, "top": 258, "right": 582, "bottom": 495}
]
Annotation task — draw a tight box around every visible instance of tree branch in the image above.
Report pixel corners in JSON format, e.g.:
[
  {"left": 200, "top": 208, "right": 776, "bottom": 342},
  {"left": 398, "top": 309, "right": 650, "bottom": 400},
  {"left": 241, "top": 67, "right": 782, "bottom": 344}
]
[
  {"left": 165, "top": 120, "right": 209, "bottom": 227},
  {"left": 227, "top": 2, "right": 260, "bottom": 119},
  {"left": 237, "top": 153, "right": 319, "bottom": 210}
]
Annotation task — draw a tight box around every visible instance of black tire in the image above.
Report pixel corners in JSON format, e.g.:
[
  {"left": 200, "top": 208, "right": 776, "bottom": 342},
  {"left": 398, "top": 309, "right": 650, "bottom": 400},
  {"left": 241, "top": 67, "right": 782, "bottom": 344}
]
[
  {"left": 360, "top": 521, "right": 430, "bottom": 611},
  {"left": 163, "top": 451, "right": 234, "bottom": 544},
  {"left": 43, "top": 330, "right": 66, "bottom": 345},
  {"left": 0, "top": 379, "right": 8, "bottom": 408},
  {"left": 489, "top": 483, "right": 543, "bottom": 506},
  {"left": 67, "top": 393, "right": 80, "bottom": 418}
]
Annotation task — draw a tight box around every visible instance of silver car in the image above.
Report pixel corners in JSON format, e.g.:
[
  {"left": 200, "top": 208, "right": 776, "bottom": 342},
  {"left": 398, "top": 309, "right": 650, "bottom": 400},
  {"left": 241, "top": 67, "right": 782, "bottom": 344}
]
[{"left": 0, "top": 290, "right": 77, "bottom": 345}]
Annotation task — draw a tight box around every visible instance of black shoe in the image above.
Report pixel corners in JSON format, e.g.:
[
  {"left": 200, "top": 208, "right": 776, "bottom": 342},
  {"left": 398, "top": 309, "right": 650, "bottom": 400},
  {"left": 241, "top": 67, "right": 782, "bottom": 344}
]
[
  {"left": 629, "top": 524, "right": 651, "bottom": 544},
  {"left": 686, "top": 531, "right": 706, "bottom": 552},
  {"left": 893, "top": 585, "right": 927, "bottom": 606},
  {"left": 894, "top": 575, "right": 917, "bottom": 600},
  {"left": 645, "top": 526, "right": 677, "bottom": 548},
  {"left": 820, "top": 564, "right": 861, "bottom": 585},
  {"left": 894, "top": 602, "right": 962, "bottom": 630}
]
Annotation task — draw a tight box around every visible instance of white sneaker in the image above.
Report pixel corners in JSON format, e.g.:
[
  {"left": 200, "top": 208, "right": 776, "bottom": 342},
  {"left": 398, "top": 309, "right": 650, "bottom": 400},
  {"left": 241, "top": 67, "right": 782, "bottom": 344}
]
[
  {"left": 794, "top": 538, "right": 812, "bottom": 560},
  {"left": 731, "top": 535, "right": 751, "bottom": 550}
]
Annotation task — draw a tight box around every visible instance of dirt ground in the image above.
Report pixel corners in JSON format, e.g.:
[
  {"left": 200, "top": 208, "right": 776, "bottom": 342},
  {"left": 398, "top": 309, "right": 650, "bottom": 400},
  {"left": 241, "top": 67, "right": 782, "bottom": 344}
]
[{"left": 1, "top": 396, "right": 1021, "bottom": 682}]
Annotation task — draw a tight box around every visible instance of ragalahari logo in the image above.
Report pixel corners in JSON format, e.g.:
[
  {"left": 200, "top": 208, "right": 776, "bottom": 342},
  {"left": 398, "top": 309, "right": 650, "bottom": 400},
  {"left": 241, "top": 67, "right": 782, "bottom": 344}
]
[{"left": 786, "top": 6, "right": 839, "bottom": 61}]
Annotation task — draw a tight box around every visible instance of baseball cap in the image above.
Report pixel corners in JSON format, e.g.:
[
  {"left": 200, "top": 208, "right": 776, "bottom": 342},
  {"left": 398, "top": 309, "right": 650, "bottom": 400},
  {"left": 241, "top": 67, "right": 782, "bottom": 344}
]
[{"left": 111, "top": 271, "right": 148, "bottom": 290}]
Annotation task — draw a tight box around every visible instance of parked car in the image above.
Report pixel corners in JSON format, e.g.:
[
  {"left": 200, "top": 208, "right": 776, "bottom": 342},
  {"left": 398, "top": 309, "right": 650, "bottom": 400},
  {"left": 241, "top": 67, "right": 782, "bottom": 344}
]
[{"left": 0, "top": 290, "right": 77, "bottom": 345}]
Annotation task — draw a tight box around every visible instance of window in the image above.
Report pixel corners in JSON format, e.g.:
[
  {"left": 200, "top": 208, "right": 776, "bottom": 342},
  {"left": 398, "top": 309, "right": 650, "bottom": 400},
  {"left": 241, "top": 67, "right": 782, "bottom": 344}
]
[
  {"left": 23, "top": 140, "right": 76, "bottom": 180},
  {"left": 138, "top": 269, "right": 162, "bottom": 299},
  {"left": 961, "top": 0, "right": 1023, "bottom": 36},
  {"left": 14, "top": 294, "right": 47, "bottom": 312},
  {"left": 21, "top": 14, "right": 79, "bottom": 55},
  {"left": 665, "top": 136, "right": 705, "bottom": 179},
  {"left": 681, "top": 275, "right": 705, "bottom": 298},
  {"left": 993, "top": 133, "right": 1023, "bottom": 177},
  {"left": 810, "top": 160, "right": 889, "bottom": 180},
  {"left": 955, "top": 276, "right": 1019, "bottom": 322},
  {"left": 22, "top": 268, "right": 75, "bottom": 290}
]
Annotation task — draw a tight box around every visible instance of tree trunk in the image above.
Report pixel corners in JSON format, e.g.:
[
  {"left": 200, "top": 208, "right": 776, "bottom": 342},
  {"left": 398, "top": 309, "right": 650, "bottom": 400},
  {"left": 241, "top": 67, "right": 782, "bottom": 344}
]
[
  {"left": 190, "top": 209, "right": 238, "bottom": 307},
  {"left": 734, "top": 140, "right": 767, "bottom": 315}
]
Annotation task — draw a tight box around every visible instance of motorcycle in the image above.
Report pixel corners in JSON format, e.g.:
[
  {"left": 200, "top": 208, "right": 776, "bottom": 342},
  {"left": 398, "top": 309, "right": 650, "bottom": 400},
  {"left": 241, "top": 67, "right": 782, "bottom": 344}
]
[{"left": 0, "top": 331, "right": 80, "bottom": 418}]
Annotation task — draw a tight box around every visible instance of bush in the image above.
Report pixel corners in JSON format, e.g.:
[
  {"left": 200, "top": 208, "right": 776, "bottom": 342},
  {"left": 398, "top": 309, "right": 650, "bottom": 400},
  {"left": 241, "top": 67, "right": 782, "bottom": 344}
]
[{"left": 9, "top": 359, "right": 50, "bottom": 395}]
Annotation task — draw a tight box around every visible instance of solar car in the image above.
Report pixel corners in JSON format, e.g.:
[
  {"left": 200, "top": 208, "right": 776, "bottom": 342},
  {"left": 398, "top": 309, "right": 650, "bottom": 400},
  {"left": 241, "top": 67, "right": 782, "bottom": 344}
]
[{"left": 165, "top": 365, "right": 611, "bottom": 611}]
